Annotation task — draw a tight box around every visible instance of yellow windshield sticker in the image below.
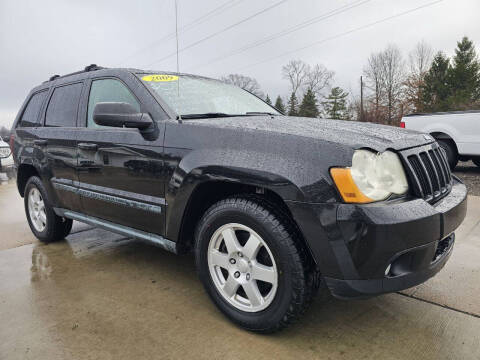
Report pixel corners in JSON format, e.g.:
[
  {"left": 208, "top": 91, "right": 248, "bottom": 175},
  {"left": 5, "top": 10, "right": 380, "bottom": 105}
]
[{"left": 142, "top": 74, "right": 179, "bottom": 82}]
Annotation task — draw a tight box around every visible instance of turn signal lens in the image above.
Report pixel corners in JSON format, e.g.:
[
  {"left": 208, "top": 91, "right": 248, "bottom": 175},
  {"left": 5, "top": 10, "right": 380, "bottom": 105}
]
[{"left": 330, "top": 168, "right": 374, "bottom": 203}]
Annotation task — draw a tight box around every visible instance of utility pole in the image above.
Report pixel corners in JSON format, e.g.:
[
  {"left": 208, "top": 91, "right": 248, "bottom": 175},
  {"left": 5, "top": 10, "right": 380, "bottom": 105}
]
[{"left": 360, "top": 76, "right": 364, "bottom": 122}]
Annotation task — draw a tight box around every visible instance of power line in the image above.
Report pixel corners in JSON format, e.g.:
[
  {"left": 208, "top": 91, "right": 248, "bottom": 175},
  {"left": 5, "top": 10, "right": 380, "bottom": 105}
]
[
  {"left": 190, "top": 0, "right": 370, "bottom": 71},
  {"left": 236, "top": 0, "right": 444, "bottom": 71},
  {"left": 144, "top": 0, "right": 289, "bottom": 68},
  {"left": 117, "top": 0, "right": 245, "bottom": 66}
]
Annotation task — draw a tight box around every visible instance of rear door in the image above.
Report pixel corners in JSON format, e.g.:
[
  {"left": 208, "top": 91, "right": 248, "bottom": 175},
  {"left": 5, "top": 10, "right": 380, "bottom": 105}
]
[
  {"left": 76, "top": 76, "right": 166, "bottom": 235},
  {"left": 35, "top": 81, "right": 84, "bottom": 212},
  {"left": 13, "top": 89, "right": 49, "bottom": 164}
]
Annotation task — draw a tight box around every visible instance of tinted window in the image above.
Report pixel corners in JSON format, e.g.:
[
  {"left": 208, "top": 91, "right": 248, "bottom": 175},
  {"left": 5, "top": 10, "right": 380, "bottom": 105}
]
[
  {"left": 19, "top": 90, "right": 48, "bottom": 127},
  {"left": 87, "top": 79, "right": 140, "bottom": 128},
  {"left": 45, "top": 82, "right": 83, "bottom": 127}
]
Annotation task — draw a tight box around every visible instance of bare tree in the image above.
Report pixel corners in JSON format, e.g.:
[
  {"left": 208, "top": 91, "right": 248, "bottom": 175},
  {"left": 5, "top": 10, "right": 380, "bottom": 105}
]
[
  {"left": 364, "top": 51, "right": 385, "bottom": 116},
  {"left": 363, "top": 45, "right": 406, "bottom": 125},
  {"left": 380, "top": 45, "right": 405, "bottom": 124},
  {"left": 220, "top": 74, "right": 264, "bottom": 97},
  {"left": 409, "top": 40, "right": 434, "bottom": 76},
  {"left": 405, "top": 40, "right": 434, "bottom": 112},
  {"left": 304, "top": 64, "right": 334, "bottom": 98},
  {"left": 282, "top": 60, "right": 309, "bottom": 96}
]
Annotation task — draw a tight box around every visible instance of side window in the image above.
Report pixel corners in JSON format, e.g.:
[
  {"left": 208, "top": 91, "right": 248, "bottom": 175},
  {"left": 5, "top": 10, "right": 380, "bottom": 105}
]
[
  {"left": 45, "top": 83, "right": 83, "bottom": 127},
  {"left": 87, "top": 79, "right": 140, "bottom": 128},
  {"left": 18, "top": 90, "right": 48, "bottom": 128}
]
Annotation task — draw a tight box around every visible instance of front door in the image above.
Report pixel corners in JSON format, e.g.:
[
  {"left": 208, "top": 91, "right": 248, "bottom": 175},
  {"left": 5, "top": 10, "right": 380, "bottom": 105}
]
[{"left": 76, "top": 77, "right": 166, "bottom": 235}]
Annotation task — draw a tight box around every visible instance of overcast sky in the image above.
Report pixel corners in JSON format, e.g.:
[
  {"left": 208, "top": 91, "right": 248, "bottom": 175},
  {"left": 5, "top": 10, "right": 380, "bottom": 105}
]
[{"left": 1, "top": 0, "right": 479, "bottom": 127}]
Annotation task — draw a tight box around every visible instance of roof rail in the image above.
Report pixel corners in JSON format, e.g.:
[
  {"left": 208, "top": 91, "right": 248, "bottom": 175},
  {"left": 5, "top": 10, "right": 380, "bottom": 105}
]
[
  {"left": 84, "top": 64, "right": 103, "bottom": 72},
  {"left": 45, "top": 64, "right": 105, "bottom": 83}
]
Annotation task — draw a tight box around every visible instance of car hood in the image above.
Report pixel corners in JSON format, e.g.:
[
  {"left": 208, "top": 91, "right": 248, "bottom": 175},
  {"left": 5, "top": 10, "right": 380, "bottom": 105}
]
[{"left": 188, "top": 115, "right": 432, "bottom": 152}]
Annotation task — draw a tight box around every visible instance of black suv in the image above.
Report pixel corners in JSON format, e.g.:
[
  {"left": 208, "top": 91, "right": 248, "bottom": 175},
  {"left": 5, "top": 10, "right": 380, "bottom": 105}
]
[{"left": 11, "top": 65, "right": 467, "bottom": 332}]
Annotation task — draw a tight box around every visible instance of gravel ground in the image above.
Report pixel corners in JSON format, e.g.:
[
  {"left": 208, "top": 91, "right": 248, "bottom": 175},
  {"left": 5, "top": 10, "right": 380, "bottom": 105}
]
[{"left": 454, "top": 161, "right": 480, "bottom": 196}]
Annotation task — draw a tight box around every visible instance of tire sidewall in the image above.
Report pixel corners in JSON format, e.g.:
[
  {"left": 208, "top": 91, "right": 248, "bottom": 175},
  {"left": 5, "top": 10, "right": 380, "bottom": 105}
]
[
  {"left": 196, "top": 203, "right": 302, "bottom": 331},
  {"left": 438, "top": 140, "right": 458, "bottom": 170},
  {"left": 24, "top": 176, "right": 55, "bottom": 242}
]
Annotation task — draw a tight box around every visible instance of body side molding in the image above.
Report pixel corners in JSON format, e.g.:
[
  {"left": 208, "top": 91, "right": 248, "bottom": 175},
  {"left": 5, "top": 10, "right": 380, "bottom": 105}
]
[{"left": 52, "top": 179, "right": 165, "bottom": 214}]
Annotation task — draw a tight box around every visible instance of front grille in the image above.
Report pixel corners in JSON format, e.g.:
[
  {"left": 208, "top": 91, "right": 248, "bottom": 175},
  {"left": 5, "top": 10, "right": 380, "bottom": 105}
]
[{"left": 403, "top": 143, "right": 452, "bottom": 202}]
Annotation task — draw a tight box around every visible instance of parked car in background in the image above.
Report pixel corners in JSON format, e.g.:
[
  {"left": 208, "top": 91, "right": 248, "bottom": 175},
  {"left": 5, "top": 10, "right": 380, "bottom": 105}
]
[
  {"left": 401, "top": 111, "right": 480, "bottom": 170},
  {"left": 0, "top": 137, "right": 14, "bottom": 172},
  {"left": 11, "top": 65, "right": 467, "bottom": 332}
]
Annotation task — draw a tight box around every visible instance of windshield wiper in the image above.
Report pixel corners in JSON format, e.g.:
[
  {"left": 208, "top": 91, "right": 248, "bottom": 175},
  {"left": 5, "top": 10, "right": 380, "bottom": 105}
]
[
  {"left": 245, "top": 112, "right": 279, "bottom": 116},
  {"left": 179, "top": 112, "right": 243, "bottom": 119}
]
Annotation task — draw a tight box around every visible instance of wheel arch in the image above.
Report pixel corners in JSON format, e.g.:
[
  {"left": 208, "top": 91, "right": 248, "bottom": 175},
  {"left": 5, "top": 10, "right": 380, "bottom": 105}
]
[
  {"left": 16, "top": 162, "right": 40, "bottom": 197},
  {"left": 169, "top": 175, "right": 317, "bottom": 269}
]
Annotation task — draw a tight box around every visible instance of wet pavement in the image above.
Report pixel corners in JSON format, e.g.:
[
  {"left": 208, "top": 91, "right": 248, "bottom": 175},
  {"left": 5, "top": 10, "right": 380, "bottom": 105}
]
[{"left": 1, "top": 182, "right": 480, "bottom": 359}]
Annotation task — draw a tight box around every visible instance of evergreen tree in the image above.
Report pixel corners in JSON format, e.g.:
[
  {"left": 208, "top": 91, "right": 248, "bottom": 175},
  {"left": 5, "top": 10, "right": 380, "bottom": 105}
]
[
  {"left": 274, "top": 96, "right": 286, "bottom": 114},
  {"left": 322, "top": 87, "right": 350, "bottom": 120},
  {"left": 298, "top": 89, "right": 319, "bottom": 118},
  {"left": 287, "top": 92, "right": 299, "bottom": 116},
  {"left": 265, "top": 94, "right": 272, "bottom": 105},
  {"left": 422, "top": 52, "right": 451, "bottom": 112},
  {"left": 448, "top": 36, "right": 480, "bottom": 107}
]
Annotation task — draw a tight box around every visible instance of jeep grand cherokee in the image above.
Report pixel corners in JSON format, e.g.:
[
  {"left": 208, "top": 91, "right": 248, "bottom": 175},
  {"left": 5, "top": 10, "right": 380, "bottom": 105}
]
[{"left": 10, "top": 65, "right": 467, "bottom": 332}]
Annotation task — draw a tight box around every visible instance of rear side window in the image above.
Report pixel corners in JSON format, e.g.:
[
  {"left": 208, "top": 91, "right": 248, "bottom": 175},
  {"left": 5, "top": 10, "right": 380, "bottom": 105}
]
[
  {"left": 45, "top": 82, "right": 83, "bottom": 127},
  {"left": 18, "top": 90, "right": 48, "bottom": 127},
  {"left": 87, "top": 78, "right": 140, "bottom": 128}
]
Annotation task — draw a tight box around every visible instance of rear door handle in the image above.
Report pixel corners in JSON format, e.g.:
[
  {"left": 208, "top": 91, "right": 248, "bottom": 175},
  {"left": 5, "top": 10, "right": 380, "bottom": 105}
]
[
  {"left": 78, "top": 143, "right": 98, "bottom": 150},
  {"left": 34, "top": 139, "right": 48, "bottom": 146}
]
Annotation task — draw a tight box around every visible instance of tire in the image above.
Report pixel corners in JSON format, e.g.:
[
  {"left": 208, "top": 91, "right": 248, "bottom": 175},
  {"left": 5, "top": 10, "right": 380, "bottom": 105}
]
[
  {"left": 24, "top": 176, "right": 73, "bottom": 243},
  {"left": 195, "top": 195, "right": 324, "bottom": 333},
  {"left": 437, "top": 139, "right": 458, "bottom": 171}
]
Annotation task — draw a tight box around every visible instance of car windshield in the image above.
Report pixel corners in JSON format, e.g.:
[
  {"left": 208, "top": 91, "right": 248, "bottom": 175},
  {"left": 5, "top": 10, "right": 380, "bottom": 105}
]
[{"left": 139, "top": 74, "right": 280, "bottom": 118}]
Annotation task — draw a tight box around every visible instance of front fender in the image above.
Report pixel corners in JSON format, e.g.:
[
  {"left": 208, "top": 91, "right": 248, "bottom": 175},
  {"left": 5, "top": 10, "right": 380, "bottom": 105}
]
[{"left": 164, "top": 161, "right": 306, "bottom": 241}]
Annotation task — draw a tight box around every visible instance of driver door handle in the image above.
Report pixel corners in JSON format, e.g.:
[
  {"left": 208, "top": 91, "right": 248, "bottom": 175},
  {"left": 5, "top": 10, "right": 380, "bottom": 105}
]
[{"left": 78, "top": 143, "right": 98, "bottom": 151}]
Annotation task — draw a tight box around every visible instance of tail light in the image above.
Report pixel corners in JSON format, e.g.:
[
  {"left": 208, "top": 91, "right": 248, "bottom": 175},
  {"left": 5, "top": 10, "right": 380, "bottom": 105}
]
[
  {"left": 400, "top": 121, "right": 405, "bottom": 128},
  {"left": 9, "top": 134, "right": 15, "bottom": 153}
]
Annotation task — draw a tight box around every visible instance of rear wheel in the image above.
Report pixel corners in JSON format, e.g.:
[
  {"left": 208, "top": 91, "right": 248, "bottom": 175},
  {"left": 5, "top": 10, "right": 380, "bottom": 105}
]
[
  {"left": 195, "top": 196, "right": 323, "bottom": 333},
  {"left": 437, "top": 139, "right": 458, "bottom": 171},
  {"left": 24, "top": 176, "right": 72, "bottom": 243}
]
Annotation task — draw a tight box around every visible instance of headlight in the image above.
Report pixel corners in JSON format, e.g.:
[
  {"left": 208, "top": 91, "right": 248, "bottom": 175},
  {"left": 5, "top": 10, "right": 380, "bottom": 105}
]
[
  {"left": 330, "top": 149, "right": 409, "bottom": 203},
  {"left": 0, "top": 147, "right": 10, "bottom": 159}
]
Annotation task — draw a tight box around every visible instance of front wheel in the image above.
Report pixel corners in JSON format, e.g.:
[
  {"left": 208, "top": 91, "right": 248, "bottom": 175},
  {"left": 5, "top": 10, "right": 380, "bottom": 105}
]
[
  {"left": 195, "top": 196, "right": 322, "bottom": 333},
  {"left": 24, "top": 176, "right": 73, "bottom": 243}
]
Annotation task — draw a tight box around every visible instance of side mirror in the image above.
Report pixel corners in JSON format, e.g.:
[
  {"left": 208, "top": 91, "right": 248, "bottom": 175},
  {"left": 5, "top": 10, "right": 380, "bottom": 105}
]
[{"left": 93, "top": 102, "right": 153, "bottom": 130}]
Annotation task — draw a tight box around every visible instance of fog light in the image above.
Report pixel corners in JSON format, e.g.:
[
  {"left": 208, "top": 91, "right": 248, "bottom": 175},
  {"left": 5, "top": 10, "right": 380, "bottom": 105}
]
[{"left": 385, "top": 264, "right": 391, "bottom": 276}]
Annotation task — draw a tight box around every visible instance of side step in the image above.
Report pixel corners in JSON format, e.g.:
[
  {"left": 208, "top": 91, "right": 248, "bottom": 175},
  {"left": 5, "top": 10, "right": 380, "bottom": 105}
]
[{"left": 54, "top": 208, "right": 177, "bottom": 254}]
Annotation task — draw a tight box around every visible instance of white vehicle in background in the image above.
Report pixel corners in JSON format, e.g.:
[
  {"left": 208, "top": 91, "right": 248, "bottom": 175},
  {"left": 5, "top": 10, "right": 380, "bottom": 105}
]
[
  {"left": 0, "top": 137, "right": 14, "bottom": 172},
  {"left": 401, "top": 111, "right": 480, "bottom": 170}
]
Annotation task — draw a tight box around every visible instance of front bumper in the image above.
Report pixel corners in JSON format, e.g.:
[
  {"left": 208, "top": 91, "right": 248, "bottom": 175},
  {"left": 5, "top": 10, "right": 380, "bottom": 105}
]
[{"left": 287, "top": 177, "right": 467, "bottom": 299}]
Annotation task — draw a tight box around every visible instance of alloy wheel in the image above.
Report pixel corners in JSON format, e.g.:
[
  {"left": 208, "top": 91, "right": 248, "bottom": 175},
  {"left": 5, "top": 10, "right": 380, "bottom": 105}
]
[
  {"left": 207, "top": 223, "right": 278, "bottom": 312},
  {"left": 28, "top": 187, "right": 47, "bottom": 232}
]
